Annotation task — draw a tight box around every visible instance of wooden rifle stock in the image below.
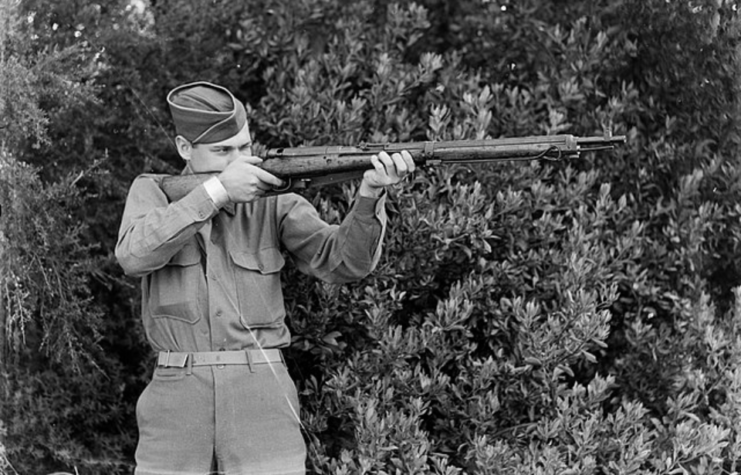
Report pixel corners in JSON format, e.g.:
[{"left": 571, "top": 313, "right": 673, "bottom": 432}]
[{"left": 160, "top": 133, "right": 626, "bottom": 202}]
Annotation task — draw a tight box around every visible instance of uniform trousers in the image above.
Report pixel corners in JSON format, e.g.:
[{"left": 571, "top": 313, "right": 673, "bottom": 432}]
[{"left": 134, "top": 360, "right": 306, "bottom": 475}]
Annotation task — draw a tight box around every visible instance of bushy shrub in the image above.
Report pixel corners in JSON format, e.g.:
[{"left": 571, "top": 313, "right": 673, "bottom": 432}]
[
  {"left": 0, "top": 153, "right": 139, "bottom": 473},
  {"left": 227, "top": 0, "right": 741, "bottom": 472},
  {"left": 1, "top": 0, "right": 142, "bottom": 471}
]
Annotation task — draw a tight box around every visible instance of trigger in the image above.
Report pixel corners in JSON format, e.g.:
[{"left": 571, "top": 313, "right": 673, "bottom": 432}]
[{"left": 271, "top": 178, "right": 293, "bottom": 193}]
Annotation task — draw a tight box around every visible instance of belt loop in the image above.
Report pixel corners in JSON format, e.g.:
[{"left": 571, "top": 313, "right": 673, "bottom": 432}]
[
  {"left": 165, "top": 350, "right": 171, "bottom": 368},
  {"left": 186, "top": 353, "right": 193, "bottom": 376},
  {"left": 245, "top": 350, "right": 254, "bottom": 373}
]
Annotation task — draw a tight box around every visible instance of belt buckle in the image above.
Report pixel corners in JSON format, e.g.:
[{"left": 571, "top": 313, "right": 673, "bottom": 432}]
[{"left": 216, "top": 351, "right": 225, "bottom": 370}]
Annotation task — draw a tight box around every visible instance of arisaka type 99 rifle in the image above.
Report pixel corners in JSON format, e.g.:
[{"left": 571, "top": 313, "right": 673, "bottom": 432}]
[{"left": 160, "top": 132, "right": 626, "bottom": 201}]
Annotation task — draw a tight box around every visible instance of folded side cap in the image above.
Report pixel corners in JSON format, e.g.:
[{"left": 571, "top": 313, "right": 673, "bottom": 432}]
[{"left": 167, "top": 81, "right": 247, "bottom": 144}]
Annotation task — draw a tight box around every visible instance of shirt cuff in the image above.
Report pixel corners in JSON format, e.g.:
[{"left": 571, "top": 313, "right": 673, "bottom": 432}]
[
  {"left": 354, "top": 191, "right": 385, "bottom": 217},
  {"left": 202, "top": 176, "right": 230, "bottom": 208}
]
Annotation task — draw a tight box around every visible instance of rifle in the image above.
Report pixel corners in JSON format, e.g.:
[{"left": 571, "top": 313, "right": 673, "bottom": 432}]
[{"left": 160, "top": 133, "right": 626, "bottom": 201}]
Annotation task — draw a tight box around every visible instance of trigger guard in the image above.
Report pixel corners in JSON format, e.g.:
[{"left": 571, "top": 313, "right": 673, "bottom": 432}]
[{"left": 271, "top": 177, "right": 292, "bottom": 193}]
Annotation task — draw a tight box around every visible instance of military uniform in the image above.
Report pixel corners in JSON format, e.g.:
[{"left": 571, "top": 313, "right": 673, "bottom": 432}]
[{"left": 116, "top": 82, "right": 387, "bottom": 474}]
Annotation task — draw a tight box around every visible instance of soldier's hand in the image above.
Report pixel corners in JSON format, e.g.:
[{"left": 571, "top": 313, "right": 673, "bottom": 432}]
[
  {"left": 217, "top": 156, "right": 285, "bottom": 202},
  {"left": 359, "top": 150, "right": 415, "bottom": 198}
]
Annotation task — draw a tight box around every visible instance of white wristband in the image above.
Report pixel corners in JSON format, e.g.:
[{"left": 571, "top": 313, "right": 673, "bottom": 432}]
[{"left": 203, "top": 176, "right": 230, "bottom": 208}]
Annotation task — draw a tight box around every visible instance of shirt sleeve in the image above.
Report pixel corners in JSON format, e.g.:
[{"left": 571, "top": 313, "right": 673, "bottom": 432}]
[
  {"left": 277, "top": 192, "right": 387, "bottom": 284},
  {"left": 115, "top": 174, "right": 220, "bottom": 277}
]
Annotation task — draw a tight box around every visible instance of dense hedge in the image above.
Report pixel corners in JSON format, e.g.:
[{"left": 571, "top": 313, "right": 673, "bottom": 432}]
[{"left": 2, "top": 0, "right": 741, "bottom": 473}]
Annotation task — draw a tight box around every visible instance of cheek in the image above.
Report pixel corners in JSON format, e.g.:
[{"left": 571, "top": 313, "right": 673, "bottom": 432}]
[{"left": 188, "top": 155, "right": 206, "bottom": 171}]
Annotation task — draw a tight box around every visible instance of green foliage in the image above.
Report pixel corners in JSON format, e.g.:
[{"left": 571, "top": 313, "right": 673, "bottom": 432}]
[
  {"left": 1, "top": 0, "right": 142, "bottom": 472},
  {"left": 3, "top": 0, "right": 741, "bottom": 473},
  {"left": 249, "top": 0, "right": 741, "bottom": 472},
  {"left": 0, "top": 154, "right": 102, "bottom": 370},
  {"left": 0, "top": 154, "right": 139, "bottom": 473}
]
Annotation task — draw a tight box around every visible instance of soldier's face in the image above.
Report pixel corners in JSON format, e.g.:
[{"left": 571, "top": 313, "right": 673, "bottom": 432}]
[{"left": 178, "top": 122, "right": 260, "bottom": 173}]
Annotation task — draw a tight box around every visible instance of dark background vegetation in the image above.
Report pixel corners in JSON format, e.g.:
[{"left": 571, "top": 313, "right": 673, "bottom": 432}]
[{"left": 2, "top": 0, "right": 741, "bottom": 473}]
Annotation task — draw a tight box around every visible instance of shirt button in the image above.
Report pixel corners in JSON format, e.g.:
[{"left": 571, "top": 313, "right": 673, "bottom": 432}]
[
  {"left": 258, "top": 263, "right": 264, "bottom": 271},
  {"left": 215, "top": 310, "right": 223, "bottom": 317}
]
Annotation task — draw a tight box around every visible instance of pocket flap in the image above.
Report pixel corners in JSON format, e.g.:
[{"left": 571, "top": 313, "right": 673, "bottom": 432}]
[
  {"left": 229, "top": 248, "right": 285, "bottom": 274},
  {"left": 169, "top": 242, "right": 202, "bottom": 267}
]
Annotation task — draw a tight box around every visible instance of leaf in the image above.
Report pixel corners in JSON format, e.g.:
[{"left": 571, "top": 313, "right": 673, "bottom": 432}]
[{"left": 323, "top": 331, "right": 343, "bottom": 347}]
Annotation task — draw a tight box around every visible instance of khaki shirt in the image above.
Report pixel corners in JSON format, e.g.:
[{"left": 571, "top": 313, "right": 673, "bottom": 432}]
[{"left": 116, "top": 174, "right": 386, "bottom": 353}]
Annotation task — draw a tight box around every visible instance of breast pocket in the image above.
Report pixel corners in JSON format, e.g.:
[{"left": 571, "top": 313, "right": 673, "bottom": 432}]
[
  {"left": 148, "top": 242, "right": 203, "bottom": 325},
  {"left": 228, "top": 247, "right": 286, "bottom": 328}
]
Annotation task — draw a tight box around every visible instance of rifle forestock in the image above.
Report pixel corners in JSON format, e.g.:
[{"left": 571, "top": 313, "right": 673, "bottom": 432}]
[{"left": 160, "top": 134, "right": 625, "bottom": 201}]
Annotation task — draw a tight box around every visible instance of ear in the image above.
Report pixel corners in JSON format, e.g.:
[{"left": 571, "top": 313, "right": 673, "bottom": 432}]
[{"left": 175, "top": 135, "right": 193, "bottom": 161}]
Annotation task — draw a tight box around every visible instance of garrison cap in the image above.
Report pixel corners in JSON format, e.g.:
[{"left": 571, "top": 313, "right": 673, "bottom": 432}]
[{"left": 167, "top": 81, "right": 247, "bottom": 144}]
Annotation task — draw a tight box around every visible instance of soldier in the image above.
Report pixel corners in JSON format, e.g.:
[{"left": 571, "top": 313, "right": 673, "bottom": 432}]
[{"left": 116, "top": 81, "right": 414, "bottom": 474}]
